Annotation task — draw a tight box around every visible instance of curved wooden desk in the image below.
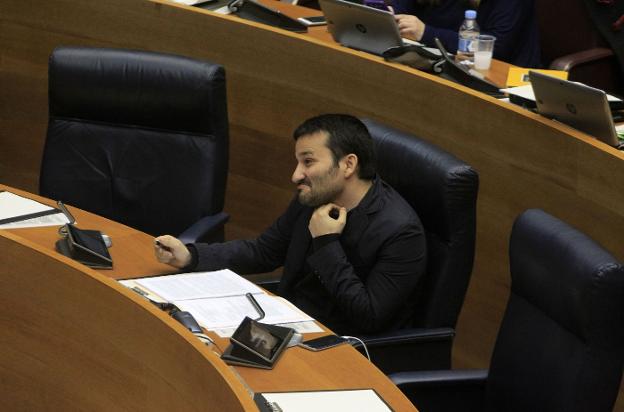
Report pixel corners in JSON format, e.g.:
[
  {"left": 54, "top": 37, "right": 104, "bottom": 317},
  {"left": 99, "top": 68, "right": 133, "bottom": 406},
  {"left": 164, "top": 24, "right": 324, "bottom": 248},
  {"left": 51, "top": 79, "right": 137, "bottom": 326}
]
[
  {"left": 1, "top": 0, "right": 624, "bottom": 408},
  {"left": 0, "top": 185, "right": 416, "bottom": 411}
]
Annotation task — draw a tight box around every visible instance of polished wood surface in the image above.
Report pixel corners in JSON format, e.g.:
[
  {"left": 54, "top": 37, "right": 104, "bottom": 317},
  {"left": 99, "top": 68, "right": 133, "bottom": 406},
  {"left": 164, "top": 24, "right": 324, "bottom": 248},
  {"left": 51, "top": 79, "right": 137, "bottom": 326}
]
[
  {"left": 0, "top": 201, "right": 255, "bottom": 410},
  {"left": 0, "top": 184, "right": 417, "bottom": 411},
  {"left": 1, "top": 0, "right": 623, "bottom": 409}
]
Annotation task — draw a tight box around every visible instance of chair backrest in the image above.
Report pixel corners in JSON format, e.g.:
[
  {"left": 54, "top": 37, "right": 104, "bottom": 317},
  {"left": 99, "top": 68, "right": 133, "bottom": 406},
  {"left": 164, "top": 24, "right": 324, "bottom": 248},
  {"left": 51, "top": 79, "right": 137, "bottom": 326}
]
[
  {"left": 40, "top": 47, "right": 229, "bottom": 237},
  {"left": 535, "top": 0, "right": 603, "bottom": 67},
  {"left": 486, "top": 209, "right": 624, "bottom": 412},
  {"left": 362, "top": 119, "right": 479, "bottom": 329}
]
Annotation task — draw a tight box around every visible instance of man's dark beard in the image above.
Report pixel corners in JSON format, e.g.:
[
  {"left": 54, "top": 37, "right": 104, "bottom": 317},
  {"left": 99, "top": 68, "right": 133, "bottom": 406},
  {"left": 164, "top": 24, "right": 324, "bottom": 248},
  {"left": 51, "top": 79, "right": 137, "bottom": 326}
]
[{"left": 295, "top": 166, "right": 341, "bottom": 207}]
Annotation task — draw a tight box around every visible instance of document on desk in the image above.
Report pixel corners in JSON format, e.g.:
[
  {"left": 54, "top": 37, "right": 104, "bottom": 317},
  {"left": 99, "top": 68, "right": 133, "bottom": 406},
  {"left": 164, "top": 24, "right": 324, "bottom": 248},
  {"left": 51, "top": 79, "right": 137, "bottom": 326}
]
[
  {"left": 128, "top": 269, "right": 264, "bottom": 301},
  {"left": 0, "top": 191, "right": 70, "bottom": 228},
  {"left": 254, "top": 389, "right": 392, "bottom": 412},
  {"left": 120, "top": 269, "right": 314, "bottom": 330},
  {"left": 175, "top": 294, "right": 313, "bottom": 329}
]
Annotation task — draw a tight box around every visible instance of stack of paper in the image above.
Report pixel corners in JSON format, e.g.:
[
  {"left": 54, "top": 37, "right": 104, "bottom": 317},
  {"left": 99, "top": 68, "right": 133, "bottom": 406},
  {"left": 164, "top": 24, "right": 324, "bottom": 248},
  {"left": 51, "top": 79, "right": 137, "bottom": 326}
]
[
  {"left": 0, "top": 191, "right": 70, "bottom": 229},
  {"left": 120, "top": 269, "right": 319, "bottom": 333}
]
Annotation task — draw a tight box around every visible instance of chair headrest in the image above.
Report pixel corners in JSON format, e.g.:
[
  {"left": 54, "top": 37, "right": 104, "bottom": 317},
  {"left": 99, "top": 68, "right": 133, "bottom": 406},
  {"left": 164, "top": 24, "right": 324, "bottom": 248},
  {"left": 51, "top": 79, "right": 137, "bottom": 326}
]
[
  {"left": 48, "top": 46, "right": 226, "bottom": 135},
  {"left": 362, "top": 118, "right": 478, "bottom": 241},
  {"left": 510, "top": 209, "right": 624, "bottom": 343}
]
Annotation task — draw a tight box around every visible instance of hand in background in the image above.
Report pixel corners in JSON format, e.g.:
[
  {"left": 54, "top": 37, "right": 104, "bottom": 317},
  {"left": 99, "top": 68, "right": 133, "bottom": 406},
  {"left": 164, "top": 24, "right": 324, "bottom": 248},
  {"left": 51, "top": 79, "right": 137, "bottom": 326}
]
[
  {"left": 154, "top": 235, "right": 192, "bottom": 268},
  {"left": 308, "top": 204, "right": 347, "bottom": 238},
  {"left": 395, "top": 14, "right": 426, "bottom": 41}
]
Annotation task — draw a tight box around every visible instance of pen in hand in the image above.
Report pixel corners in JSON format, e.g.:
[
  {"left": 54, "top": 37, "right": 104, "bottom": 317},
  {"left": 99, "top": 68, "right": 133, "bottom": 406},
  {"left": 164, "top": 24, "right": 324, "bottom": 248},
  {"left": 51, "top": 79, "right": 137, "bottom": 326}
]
[{"left": 155, "top": 239, "right": 173, "bottom": 252}]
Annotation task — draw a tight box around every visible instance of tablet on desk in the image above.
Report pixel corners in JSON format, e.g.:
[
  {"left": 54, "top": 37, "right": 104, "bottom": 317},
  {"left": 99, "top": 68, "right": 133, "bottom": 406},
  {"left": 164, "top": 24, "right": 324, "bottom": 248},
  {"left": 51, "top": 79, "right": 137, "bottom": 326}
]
[{"left": 56, "top": 224, "right": 113, "bottom": 269}]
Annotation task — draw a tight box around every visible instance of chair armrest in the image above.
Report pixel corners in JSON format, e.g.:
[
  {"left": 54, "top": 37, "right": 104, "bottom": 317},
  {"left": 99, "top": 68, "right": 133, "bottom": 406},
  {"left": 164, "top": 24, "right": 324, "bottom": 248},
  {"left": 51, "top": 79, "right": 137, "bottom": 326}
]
[
  {"left": 550, "top": 47, "right": 614, "bottom": 71},
  {"left": 390, "top": 369, "right": 488, "bottom": 412},
  {"left": 178, "top": 212, "right": 229, "bottom": 244},
  {"left": 356, "top": 328, "right": 455, "bottom": 373}
]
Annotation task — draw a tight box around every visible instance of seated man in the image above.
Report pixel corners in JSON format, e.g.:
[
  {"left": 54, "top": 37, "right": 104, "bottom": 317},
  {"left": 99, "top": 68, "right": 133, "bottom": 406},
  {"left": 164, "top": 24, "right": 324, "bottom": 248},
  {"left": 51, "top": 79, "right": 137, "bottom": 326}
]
[
  {"left": 155, "top": 114, "right": 426, "bottom": 335},
  {"left": 393, "top": 0, "right": 541, "bottom": 68}
]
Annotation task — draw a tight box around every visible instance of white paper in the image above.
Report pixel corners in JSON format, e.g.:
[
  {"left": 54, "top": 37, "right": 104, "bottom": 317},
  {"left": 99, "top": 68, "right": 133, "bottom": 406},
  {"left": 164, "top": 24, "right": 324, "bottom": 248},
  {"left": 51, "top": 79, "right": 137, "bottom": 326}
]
[
  {"left": 174, "top": 294, "right": 313, "bottom": 329},
  {"left": 131, "top": 269, "right": 264, "bottom": 301},
  {"left": 0, "top": 211, "right": 70, "bottom": 229},
  {"left": 260, "top": 389, "right": 392, "bottom": 412},
  {"left": 214, "top": 320, "right": 322, "bottom": 338},
  {"left": 121, "top": 270, "right": 316, "bottom": 331},
  {"left": 0, "top": 192, "right": 56, "bottom": 220}
]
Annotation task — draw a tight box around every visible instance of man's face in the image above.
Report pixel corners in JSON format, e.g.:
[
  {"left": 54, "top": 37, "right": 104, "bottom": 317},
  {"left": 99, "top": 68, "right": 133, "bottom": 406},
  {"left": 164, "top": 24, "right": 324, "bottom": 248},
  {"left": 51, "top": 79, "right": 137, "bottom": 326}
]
[{"left": 292, "top": 131, "right": 344, "bottom": 207}]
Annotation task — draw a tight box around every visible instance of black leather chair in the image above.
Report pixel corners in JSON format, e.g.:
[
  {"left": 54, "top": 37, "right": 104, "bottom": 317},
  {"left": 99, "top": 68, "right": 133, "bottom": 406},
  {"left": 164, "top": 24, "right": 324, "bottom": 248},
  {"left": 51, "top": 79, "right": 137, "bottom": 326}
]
[
  {"left": 357, "top": 119, "right": 479, "bottom": 373},
  {"left": 40, "top": 47, "right": 229, "bottom": 243},
  {"left": 391, "top": 209, "right": 624, "bottom": 412}
]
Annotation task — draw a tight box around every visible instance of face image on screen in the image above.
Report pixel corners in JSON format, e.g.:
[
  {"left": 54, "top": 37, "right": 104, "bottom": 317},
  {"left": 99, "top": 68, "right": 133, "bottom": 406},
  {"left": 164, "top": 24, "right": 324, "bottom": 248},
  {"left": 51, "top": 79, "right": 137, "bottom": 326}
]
[{"left": 236, "top": 319, "right": 282, "bottom": 359}]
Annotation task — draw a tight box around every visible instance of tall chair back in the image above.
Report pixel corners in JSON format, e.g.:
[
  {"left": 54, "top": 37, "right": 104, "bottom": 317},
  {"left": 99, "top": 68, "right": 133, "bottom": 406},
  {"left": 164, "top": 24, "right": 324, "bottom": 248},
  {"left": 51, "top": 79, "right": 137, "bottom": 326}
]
[
  {"left": 40, "top": 47, "right": 229, "bottom": 238},
  {"left": 362, "top": 119, "right": 479, "bottom": 329},
  {"left": 486, "top": 209, "right": 624, "bottom": 412}
]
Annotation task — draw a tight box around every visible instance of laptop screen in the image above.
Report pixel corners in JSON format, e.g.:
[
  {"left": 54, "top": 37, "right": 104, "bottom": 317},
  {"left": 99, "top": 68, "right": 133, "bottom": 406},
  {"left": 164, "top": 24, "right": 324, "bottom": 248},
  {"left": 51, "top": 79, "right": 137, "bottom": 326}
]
[
  {"left": 319, "top": 0, "right": 402, "bottom": 56},
  {"left": 530, "top": 71, "right": 621, "bottom": 148}
]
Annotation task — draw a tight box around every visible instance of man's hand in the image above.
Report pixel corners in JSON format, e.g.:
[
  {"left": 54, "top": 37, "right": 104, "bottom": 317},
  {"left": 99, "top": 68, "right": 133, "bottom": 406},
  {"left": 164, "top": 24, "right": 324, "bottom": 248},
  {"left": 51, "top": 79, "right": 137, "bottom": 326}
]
[
  {"left": 395, "top": 14, "right": 426, "bottom": 41},
  {"left": 308, "top": 204, "right": 347, "bottom": 238},
  {"left": 154, "top": 235, "right": 192, "bottom": 269}
]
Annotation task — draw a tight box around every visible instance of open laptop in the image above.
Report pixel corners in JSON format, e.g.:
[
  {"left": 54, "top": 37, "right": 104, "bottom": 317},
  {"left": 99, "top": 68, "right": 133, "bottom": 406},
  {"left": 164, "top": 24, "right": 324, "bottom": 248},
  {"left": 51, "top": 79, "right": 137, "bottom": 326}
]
[
  {"left": 530, "top": 71, "right": 623, "bottom": 149},
  {"left": 318, "top": 0, "right": 403, "bottom": 56}
]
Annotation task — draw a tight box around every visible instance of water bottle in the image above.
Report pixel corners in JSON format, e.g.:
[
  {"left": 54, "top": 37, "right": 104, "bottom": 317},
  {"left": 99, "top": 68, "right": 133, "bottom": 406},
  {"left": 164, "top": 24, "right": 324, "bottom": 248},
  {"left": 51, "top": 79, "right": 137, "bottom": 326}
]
[{"left": 457, "top": 10, "right": 480, "bottom": 65}]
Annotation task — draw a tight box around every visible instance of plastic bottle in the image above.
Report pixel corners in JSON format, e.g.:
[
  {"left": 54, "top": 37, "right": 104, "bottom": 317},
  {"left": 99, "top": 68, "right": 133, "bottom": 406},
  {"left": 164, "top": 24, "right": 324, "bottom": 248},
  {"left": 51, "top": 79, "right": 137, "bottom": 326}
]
[{"left": 456, "top": 10, "right": 480, "bottom": 65}]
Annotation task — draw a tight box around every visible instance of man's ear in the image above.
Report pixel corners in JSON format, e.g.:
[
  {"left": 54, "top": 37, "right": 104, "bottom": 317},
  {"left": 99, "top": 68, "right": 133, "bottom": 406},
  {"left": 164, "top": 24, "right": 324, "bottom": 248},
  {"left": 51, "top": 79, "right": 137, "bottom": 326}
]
[{"left": 341, "top": 153, "right": 359, "bottom": 178}]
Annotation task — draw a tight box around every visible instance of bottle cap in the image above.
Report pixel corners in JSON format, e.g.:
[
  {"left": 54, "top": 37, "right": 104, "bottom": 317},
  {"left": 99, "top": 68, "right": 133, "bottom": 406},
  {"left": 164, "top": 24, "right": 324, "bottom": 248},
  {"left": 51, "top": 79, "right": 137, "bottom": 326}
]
[{"left": 465, "top": 10, "right": 477, "bottom": 19}]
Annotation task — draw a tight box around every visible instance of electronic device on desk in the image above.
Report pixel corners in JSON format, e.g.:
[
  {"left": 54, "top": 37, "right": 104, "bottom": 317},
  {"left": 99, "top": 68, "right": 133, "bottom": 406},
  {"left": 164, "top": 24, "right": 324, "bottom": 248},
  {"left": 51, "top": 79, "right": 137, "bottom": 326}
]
[
  {"left": 529, "top": 71, "right": 624, "bottom": 150},
  {"left": 433, "top": 37, "right": 501, "bottom": 96},
  {"left": 297, "top": 15, "right": 327, "bottom": 26},
  {"left": 319, "top": 0, "right": 404, "bottom": 56},
  {"left": 227, "top": 0, "right": 307, "bottom": 32},
  {"left": 221, "top": 317, "right": 294, "bottom": 369},
  {"left": 55, "top": 223, "right": 113, "bottom": 269},
  {"left": 298, "top": 334, "right": 350, "bottom": 351}
]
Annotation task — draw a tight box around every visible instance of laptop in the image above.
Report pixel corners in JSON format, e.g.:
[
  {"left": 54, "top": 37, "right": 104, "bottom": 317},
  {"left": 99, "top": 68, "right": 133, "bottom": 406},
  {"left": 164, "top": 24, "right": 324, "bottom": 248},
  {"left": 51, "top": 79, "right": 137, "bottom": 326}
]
[
  {"left": 318, "top": 0, "right": 403, "bottom": 56},
  {"left": 530, "top": 71, "right": 623, "bottom": 149}
]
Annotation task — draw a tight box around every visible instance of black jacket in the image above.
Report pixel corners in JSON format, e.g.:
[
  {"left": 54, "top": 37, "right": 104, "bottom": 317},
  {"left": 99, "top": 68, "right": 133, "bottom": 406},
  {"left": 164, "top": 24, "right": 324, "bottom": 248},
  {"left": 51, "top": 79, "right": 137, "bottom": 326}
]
[{"left": 192, "top": 178, "right": 427, "bottom": 335}]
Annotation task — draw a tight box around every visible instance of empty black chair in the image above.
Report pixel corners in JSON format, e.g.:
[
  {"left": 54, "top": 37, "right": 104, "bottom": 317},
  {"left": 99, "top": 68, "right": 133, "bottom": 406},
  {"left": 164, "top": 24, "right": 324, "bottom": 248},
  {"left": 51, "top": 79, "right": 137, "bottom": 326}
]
[
  {"left": 40, "top": 47, "right": 229, "bottom": 242},
  {"left": 391, "top": 209, "right": 624, "bottom": 412},
  {"left": 357, "top": 118, "right": 479, "bottom": 373}
]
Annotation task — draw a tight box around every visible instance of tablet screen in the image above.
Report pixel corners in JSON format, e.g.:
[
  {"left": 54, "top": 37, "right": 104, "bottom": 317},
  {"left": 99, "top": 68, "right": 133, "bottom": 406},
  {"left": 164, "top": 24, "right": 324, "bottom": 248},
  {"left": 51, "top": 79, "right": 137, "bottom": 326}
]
[
  {"left": 232, "top": 317, "right": 284, "bottom": 359},
  {"left": 67, "top": 224, "right": 111, "bottom": 259}
]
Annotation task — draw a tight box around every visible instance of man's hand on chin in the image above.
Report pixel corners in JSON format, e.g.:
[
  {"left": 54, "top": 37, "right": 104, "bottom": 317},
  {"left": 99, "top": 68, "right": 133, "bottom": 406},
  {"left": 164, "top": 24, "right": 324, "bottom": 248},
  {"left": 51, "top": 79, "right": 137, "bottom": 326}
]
[{"left": 308, "top": 203, "right": 347, "bottom": 238}]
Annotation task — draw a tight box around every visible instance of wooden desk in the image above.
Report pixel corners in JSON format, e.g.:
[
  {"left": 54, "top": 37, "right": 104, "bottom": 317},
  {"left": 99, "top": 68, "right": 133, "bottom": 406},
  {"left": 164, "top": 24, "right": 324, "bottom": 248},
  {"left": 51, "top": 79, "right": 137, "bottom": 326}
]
[
  {"left": 2, "top": 0, "right": 624, "bottom": 409},
  {"left": 0, "top": 184, "right": 416, "bottom": 411}
]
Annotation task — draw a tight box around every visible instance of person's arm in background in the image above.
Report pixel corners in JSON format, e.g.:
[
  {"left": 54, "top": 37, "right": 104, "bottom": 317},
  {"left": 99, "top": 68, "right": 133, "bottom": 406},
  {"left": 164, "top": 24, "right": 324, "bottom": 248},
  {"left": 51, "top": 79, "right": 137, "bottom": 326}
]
[
  {"left": 394, "top": 0, "right": 536, "bottom": 63},
  {"left": 393, "top": 0, "right": 462, "bottom": 52},
  {"left": 476, "top": 0, "right": 537, "bottom": 65}
]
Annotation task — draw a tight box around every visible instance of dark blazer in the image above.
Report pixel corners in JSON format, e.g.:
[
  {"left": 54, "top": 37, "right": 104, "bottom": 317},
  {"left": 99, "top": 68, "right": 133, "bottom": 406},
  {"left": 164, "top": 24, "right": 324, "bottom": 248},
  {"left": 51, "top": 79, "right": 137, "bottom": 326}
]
[{"left": 192, "top": 178, "right": 427, "bottom": 335}]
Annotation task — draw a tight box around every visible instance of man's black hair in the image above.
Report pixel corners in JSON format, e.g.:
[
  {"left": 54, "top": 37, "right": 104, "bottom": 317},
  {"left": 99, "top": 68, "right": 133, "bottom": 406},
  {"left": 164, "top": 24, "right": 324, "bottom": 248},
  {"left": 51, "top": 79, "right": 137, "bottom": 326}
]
[{"left": 293, "top": 114, "right": 376, "bottom": 180}]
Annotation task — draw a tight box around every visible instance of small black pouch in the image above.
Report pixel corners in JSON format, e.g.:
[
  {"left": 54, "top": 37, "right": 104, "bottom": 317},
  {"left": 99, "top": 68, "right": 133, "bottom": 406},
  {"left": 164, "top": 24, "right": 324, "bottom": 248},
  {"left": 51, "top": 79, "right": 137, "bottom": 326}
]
[{"left": 382, "top": 45, "right": 445, "bottom": 72}]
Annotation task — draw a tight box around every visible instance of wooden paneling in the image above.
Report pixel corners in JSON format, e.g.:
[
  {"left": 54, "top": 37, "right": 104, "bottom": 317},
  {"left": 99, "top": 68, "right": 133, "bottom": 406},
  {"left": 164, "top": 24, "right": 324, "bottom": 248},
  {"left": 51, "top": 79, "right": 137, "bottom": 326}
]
[
  {"left": 1, "top": 0, "right": 623, "bottom": 409},
  {"left": 0, "top": 230, "right": 254, "bottom": 411}
]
